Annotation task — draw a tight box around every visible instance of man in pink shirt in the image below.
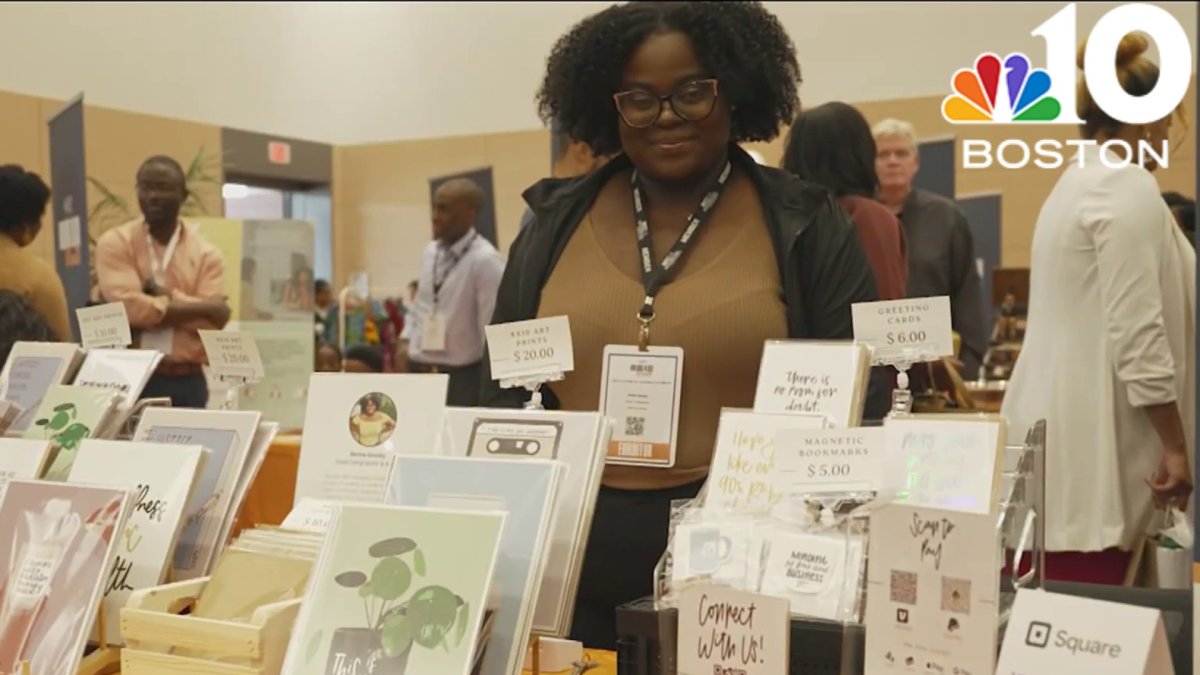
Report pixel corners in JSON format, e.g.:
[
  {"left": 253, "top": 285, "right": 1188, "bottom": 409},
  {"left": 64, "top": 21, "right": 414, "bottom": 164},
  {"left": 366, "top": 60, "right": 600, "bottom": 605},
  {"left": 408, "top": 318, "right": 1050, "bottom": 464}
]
[{"left": 95, "top": 155, "right": 230, "bottom": 407}]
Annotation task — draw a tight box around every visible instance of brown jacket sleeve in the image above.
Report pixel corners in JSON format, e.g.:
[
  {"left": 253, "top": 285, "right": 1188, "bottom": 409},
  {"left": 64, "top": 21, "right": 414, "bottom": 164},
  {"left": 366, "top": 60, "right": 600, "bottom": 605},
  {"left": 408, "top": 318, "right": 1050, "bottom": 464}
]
[{"left": 838, "top": 195, "right": 908, "bottom": 301}]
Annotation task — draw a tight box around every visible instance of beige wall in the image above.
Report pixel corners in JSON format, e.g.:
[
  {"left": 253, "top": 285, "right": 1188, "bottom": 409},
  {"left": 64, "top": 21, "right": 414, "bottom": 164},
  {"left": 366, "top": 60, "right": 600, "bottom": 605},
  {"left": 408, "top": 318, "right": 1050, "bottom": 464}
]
[{"left": 333, "top": 130, "right": 548, "bottom": 292}]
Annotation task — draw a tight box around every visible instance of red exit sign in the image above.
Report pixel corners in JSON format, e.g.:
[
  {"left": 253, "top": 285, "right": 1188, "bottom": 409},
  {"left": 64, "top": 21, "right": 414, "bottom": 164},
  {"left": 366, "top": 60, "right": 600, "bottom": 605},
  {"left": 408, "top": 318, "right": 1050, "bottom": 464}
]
[{"left": 268, "top": 141, "right": 291, "bottom": 165}]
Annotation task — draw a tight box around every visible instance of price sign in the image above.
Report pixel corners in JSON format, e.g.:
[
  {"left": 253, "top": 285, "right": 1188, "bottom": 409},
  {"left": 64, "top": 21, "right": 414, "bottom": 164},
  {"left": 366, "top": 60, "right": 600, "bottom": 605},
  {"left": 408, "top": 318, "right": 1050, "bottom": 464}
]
[
  {"left": 75, "top": 302, "right": 132, "bottom": 350},
  {"left": 282, "top": 498, "right": 334, "bottom": 533},
  {"left": 773, "top": 427, "right": 883, "bottom": 495},
  {"left": 850, "top": 296, "right": 953, "bottom": 364},
  {"left": 485, "top": 316, "right": 574, "bottom": 384},
  {"left": 199, "top": 330, "right": 264, "bottom": 384}
]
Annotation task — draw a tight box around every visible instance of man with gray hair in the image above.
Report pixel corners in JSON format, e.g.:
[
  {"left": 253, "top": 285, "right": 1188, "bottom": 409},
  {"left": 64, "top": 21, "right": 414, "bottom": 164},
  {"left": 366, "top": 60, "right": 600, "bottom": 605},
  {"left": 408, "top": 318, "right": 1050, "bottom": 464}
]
[
  {"left": 873, "top": 118, "right": 988, "bottom": 376},
  {"left": 405, "top": 177, "right": 505, "bottom": 406}
]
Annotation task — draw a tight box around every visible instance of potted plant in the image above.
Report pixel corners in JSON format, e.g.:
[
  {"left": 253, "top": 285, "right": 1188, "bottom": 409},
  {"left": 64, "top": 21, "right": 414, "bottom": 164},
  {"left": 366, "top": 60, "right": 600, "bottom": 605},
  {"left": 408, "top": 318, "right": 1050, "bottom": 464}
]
[{"left": 323, "top": 536, "right": 471, "bottom": 675}]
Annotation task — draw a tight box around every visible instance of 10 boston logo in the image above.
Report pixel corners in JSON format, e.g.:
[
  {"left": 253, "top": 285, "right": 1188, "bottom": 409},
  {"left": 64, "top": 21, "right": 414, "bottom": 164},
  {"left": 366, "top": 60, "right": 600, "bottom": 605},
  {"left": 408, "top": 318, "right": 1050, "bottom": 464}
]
[{"left": 941, "top": 3, "right": 1193, "bottom": 170}]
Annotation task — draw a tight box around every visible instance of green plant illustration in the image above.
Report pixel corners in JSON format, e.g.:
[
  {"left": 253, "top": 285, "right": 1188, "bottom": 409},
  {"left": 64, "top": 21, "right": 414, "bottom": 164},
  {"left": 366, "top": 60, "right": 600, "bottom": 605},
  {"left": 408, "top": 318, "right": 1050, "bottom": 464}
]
[
  {"left": 34, "top": 402, "right": 90, "bottom": 451},
  {"left": 333, "top": 536, "right": 471, "bottom": 661}
]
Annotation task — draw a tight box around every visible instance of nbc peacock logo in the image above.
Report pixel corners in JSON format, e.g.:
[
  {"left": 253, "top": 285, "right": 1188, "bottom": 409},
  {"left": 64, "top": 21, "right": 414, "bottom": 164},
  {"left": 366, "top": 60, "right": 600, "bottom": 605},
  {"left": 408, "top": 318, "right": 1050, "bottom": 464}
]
[{"left": 942, "top": 53, "right": 1062, "bottom": 124}]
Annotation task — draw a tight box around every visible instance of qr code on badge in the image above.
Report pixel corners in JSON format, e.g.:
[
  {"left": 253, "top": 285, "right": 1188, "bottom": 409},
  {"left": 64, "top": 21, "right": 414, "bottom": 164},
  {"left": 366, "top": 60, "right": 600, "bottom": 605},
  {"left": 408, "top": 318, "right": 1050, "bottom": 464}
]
[{"left": 625, "top": 416, "right": 646, "bottom": 437}]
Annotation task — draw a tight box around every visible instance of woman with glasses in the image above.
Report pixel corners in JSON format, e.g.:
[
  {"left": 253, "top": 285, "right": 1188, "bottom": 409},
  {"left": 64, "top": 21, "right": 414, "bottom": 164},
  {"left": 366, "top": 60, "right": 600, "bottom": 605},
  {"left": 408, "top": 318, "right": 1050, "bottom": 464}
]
[{"left": 481, "top": 1, "right": 880, "bottom": 648}]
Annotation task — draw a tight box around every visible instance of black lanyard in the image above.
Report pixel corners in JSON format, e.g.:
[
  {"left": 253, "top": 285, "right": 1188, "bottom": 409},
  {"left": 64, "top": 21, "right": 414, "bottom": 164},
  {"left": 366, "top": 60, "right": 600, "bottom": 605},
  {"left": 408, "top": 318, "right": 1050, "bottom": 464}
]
[
  {"left": 631, "top": 161, "right": 732, "bottom": 347},
  {"left": 433, "top": 232, "right": 477, "bottom": 305}
]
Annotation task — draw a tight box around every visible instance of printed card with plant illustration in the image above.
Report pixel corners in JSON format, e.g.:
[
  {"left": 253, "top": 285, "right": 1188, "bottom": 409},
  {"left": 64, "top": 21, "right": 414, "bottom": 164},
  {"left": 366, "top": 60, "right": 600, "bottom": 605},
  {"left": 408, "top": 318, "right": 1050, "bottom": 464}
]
[
  {"left": 284, "top": 504, "right": 505, "bottom": 675},
  {"left": 22, "top": 385, "right": 119, "bottom": 481}
]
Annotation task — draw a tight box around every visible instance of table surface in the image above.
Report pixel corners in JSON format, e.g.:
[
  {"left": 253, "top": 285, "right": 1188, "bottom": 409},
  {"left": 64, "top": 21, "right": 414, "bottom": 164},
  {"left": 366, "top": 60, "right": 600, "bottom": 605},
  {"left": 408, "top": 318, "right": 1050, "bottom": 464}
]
[{"left": 521, "top": 649, "right": 617, "bottom": 674}]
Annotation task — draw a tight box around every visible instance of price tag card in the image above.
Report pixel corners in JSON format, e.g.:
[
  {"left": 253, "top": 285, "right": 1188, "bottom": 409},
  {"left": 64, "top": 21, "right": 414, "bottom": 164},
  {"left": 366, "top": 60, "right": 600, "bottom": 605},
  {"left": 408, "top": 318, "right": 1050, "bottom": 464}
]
[
  {"left": 485, "top": 316, "right": 575, "bottom": 384},
  {"left": 282, "top": 498, "right": 335, "bottom": 533},
  {"left": 600, "top": 345, "right": 683, "bottom": 468},
  {"left": 850, "top": 296, "right": 953, "bottom": 364},
  {"left": 76, "top": 302, "right": 132, "bottom": 350},
  {"left": 676, "top": 585, "right": 790, "bottom": 675},
  {"left": 199, "top": 330, "right": 265, "bottom": 383},
  {"left": 774, "top": 427, "right": 884, "bottom": 495},
  {"left": 996, "top": 589, "right": 1172, "bottom": 675}
]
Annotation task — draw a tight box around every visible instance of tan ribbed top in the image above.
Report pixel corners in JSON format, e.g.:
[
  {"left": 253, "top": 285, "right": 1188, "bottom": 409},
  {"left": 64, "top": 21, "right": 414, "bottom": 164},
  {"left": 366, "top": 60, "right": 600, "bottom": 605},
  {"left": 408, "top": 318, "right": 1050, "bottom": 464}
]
[{"left": 537, "top": 167, "right": 788, "bottom": 490}]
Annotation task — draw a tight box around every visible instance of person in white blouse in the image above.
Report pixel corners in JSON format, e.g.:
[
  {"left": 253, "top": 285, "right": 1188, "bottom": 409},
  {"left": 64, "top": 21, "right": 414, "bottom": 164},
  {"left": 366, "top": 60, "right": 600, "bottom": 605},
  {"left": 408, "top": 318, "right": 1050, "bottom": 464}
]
[{"left": 1003, "top": 34, "right": 1193, "bottom": 585}]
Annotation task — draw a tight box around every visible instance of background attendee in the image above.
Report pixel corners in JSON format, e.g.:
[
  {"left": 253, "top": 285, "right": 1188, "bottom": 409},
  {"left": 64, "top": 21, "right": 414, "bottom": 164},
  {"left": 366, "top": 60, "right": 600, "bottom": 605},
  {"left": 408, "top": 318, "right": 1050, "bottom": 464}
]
[
  {"left": 781, "top": 102, "right": 907, "bottom": 300},
  {"left": 519, "top": 126, "right": 611, "bottom": 232},
  {"left": 1163, "top": 191, "right": 1195, "bottom": 246},
  {"left": 406, "top": 178, "right": 504, "bottom": 406},
  {"left": 0, "top": 291, "right": 57, "bottom": 371},
  {"left": 283, "top": 266, "right": 314, "bottom": 311},
  {"left": 96, "top": 155, "right": 230, "bottom": 408},
  {"left": 0, "top": 165, "right": 70, "bottom": 341},
  {"left": 344, "top": 344, "right": 385, "bottom": 373},
  {"left": 874, "top": 117, "right": 988, "bottom": 376},
  {"left": 1003, "top": 34, "right": 1193, "bottom": 585},
  {"left": 486, "top": 1, "right": 880, "bottom": 649},
  {"left": 315, "top": 340, "right": 341, "bottom": 372},
  {"left": 314, "top": 278, "right": 334, "bottom": 338}
]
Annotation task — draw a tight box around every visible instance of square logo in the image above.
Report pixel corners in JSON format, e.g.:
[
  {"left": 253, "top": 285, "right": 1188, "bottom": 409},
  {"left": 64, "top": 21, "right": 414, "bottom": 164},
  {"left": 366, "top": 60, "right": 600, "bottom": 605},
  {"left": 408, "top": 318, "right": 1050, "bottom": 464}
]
[
  {"left": 1025, "top": 621, "right": 1052, "bottom": 648},
  {"left": 896, "top": 608, "right": 909, "bottom": 624}
]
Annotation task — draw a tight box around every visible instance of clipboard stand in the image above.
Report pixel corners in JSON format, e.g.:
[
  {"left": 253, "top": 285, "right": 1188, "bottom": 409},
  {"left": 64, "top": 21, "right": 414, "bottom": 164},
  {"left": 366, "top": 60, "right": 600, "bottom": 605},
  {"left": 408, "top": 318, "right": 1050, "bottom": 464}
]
[
  {"left": 499, "top": 372, "right": 565, "bottom": 412},
  {"left": 871, "top": 346, "right": 943, "bottom": 417}
]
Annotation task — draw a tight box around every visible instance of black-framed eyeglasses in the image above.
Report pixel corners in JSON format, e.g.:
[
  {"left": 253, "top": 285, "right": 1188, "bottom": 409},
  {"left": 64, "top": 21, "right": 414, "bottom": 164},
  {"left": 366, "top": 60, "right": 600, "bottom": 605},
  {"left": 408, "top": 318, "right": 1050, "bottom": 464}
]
[{"left": 612, "top": 79, "right": 719, "bottom": 129}]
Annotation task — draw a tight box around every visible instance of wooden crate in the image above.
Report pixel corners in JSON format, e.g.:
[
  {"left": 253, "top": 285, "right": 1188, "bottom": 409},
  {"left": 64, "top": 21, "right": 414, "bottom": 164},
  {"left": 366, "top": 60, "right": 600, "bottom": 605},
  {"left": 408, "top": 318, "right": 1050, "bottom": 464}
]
[{"left": 119, "top": 577, "right": 300, "bottom": 675}]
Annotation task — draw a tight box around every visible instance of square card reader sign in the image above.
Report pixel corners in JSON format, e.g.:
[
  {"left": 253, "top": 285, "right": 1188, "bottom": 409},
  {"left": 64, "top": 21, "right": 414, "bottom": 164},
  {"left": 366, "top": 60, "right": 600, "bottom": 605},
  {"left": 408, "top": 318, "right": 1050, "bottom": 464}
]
[{"left": 997, "top": 589, "right": 1173, "bottom": 675}]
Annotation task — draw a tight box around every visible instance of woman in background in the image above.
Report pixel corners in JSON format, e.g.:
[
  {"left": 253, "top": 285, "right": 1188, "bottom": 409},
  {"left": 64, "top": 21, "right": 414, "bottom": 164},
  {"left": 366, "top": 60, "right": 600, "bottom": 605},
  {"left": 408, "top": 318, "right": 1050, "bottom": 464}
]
[
  {"left": 0, "top": 165, "right": 70, "bottom": 340},
  {"left": 781, "top": 101, "right": 907, "bottom": 300},
  {"left": 1003, "top": 34, "right": 1193, "bottom": 584}
]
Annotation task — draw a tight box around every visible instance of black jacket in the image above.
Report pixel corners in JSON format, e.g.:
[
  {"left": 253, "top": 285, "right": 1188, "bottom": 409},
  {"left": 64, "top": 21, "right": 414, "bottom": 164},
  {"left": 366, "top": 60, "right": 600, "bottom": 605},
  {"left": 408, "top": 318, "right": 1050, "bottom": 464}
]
[{"left": 480, "top": 144, "right": 890, "bottom": 419}]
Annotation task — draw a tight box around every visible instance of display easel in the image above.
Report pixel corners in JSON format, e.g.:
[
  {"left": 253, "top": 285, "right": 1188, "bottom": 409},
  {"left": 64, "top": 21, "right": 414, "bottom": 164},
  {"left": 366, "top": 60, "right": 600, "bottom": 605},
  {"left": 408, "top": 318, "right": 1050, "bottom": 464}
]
[{"left": 876, "top": 346, "right": 943, "bottom": 417}]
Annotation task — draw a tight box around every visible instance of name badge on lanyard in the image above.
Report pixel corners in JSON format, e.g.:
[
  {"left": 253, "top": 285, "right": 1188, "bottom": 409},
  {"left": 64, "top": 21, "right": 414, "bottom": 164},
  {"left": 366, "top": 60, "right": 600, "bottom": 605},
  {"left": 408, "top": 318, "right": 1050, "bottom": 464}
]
[
  {"left": 143, "top": 225, "right": 181, "bottom": 355},
  {"left": 597, "top": 160, "right": 732, "bottom": 468},
  {"left": 423, "top": 233, "right": 476, "bottom": 353}
]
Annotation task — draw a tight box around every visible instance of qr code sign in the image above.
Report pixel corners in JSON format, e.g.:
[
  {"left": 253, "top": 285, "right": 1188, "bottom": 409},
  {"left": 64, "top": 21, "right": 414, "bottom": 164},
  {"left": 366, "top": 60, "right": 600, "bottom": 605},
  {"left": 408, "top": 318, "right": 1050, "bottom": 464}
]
[{"left": 625, "top": 416, "right": 645, "bottom": 437}]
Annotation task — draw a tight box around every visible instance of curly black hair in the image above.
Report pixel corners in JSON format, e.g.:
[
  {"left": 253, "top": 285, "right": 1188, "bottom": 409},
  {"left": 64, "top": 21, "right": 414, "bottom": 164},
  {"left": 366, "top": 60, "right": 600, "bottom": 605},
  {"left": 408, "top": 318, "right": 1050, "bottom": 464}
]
[
  {"left": 537, "top": 1, "right": 801, "bottom": 157},
  {"left": 0, "top": 165, "right": 51, "bottom": 237}
]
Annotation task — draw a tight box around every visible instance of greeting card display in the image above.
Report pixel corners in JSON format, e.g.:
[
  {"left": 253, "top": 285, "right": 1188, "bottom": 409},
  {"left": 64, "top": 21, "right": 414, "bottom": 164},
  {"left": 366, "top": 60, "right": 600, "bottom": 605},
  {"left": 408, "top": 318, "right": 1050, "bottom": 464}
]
[
  {"left": 0, "top": 480, "right": 131, "bottom": 675},
  {"left": 753, "top": 340, "right": 871, "bottom": 426},
  {"left": 0, "top": 342, "right": 83, "bottom": 435},
  {"left": 880, "top": 415, "right": 1006, "bottom": 515},
  {"left": 284, "top": 504, "right": 505, "bottom": 675},
  {"left": 23, "top": 386, "right": 121, "bottom": 481},
  {"left": 388, "top": 456, "right": 561, "bottom": 675},
  {"left": 70, "top": 348, "right": 162, "bottom": 413},
  {"left": 704, "top": 409, "right": 826, "bottom": 513},
  {"left": 296, "top": 373, "right": 449, "bottom": 503},
  {"left": 132, "top": 408, "right": 261, "bottom": 580},
  {"left": 213, "top": 421, "right": 279, "bottom": 553},
  {"left": 864, "top": 503, "right": 1000, "bottom": 675},
  {"left": 0, "top": 439, "right": 52, "bottom": 492},
  {"left": 440, "top": 407, "right": 610, "bottom": 636},
  {"left": 66, "top": 439, "right": 206, "bottom": 644}
]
